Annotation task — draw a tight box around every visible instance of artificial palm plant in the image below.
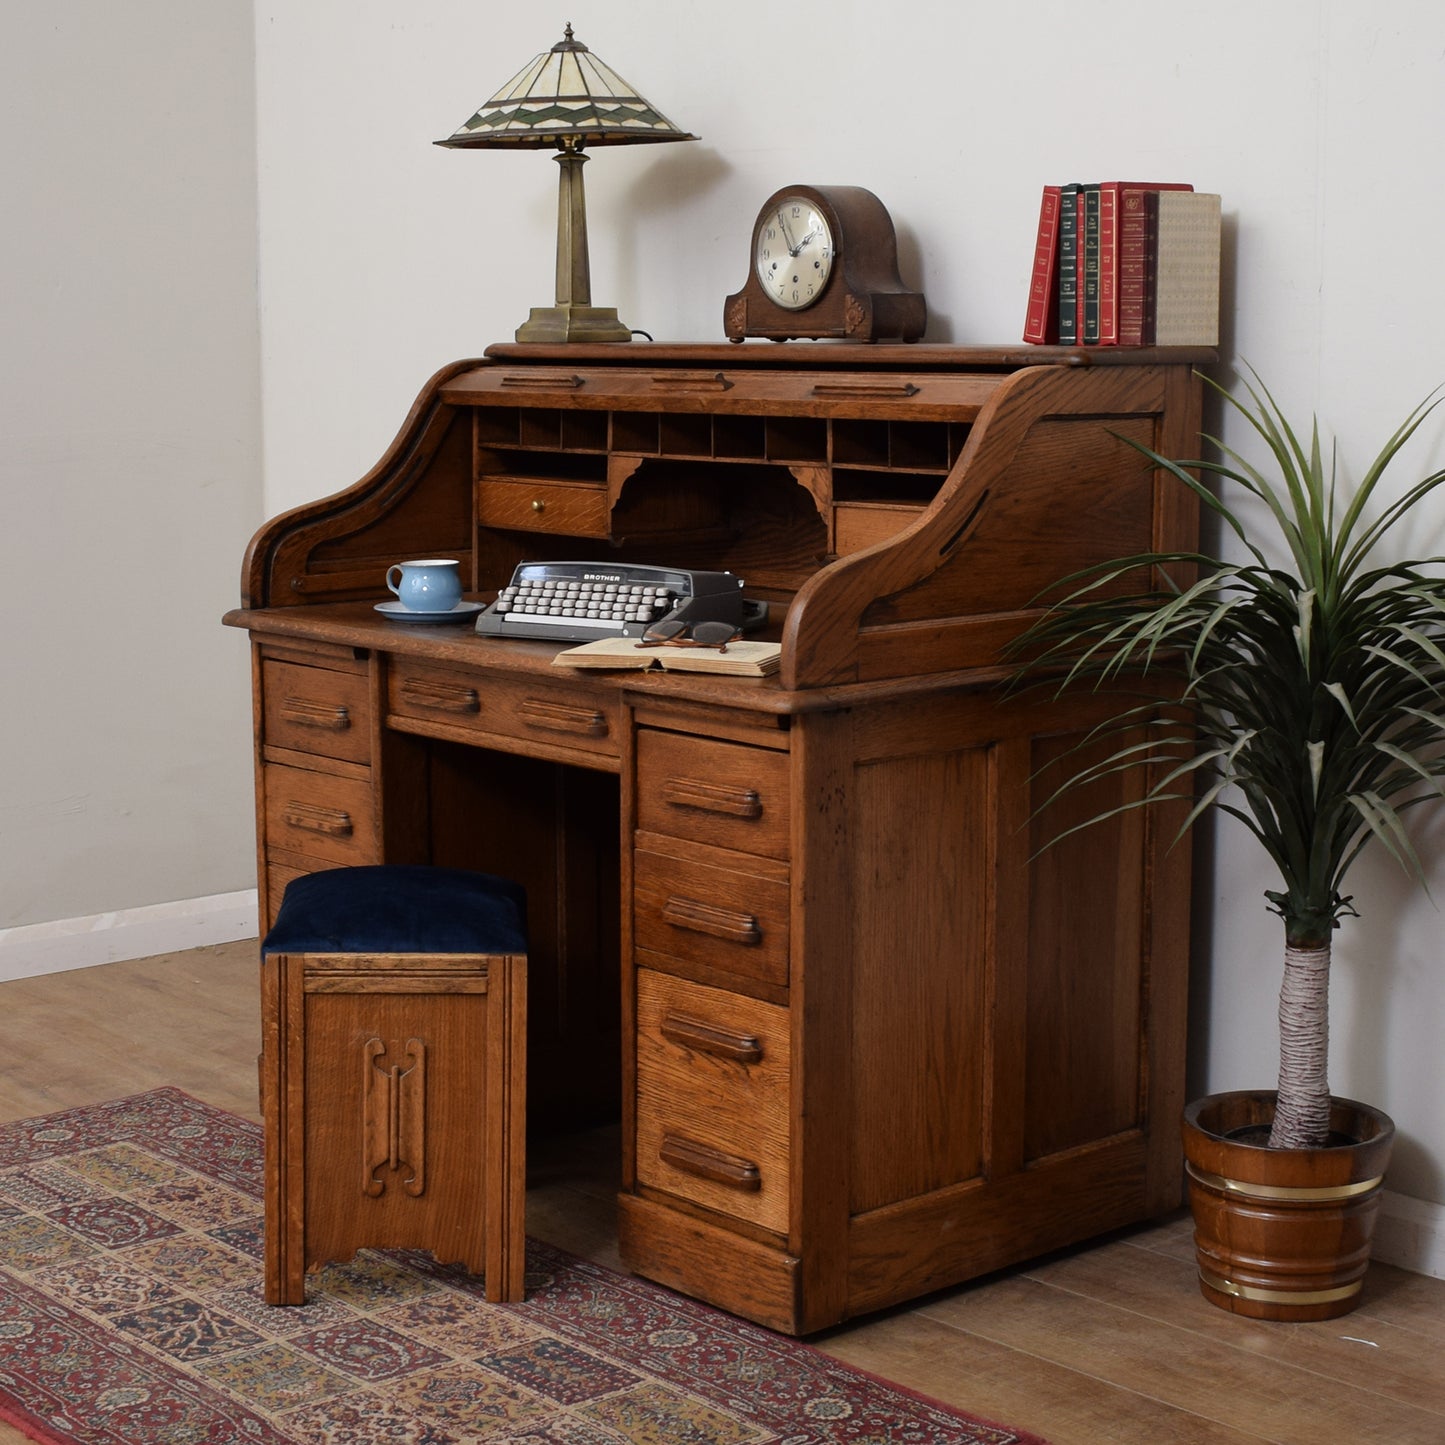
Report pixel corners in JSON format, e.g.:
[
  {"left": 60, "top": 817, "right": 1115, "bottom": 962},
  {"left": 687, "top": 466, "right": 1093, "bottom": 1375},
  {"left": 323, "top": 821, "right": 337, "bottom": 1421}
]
[{"left": 1017, "top": 368, "right": 1445, "bottom": 1151}]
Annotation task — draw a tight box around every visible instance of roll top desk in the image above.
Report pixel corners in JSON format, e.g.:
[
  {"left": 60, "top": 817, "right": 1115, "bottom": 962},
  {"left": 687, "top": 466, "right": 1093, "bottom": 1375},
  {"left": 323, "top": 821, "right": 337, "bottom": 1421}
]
[{"left": 226, "top": 341, "right": 1207, "bottom": 1334}]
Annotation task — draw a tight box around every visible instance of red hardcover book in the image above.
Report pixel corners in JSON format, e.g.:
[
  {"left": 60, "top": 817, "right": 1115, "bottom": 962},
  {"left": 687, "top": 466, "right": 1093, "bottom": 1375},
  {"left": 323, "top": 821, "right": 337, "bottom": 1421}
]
[
  {"left": 1022, "top": 184, "right": 1062, "bottom": 344},
  {"left": 1113, "top": 182, "right": 1194, "bottom": 346}
]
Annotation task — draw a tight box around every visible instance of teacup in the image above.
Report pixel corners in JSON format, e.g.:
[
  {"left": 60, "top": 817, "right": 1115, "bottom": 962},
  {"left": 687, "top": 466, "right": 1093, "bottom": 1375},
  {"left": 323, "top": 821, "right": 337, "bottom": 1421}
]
[{"left": 386, "top": 559, "right": 463, "bottom": 612}]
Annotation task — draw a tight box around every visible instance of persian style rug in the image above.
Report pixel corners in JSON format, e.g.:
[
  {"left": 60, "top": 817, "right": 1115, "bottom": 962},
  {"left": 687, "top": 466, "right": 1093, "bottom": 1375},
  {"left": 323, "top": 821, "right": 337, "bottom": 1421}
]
[{"left": 0, "top": 1090, "right": 1045, "bottom": 1445}]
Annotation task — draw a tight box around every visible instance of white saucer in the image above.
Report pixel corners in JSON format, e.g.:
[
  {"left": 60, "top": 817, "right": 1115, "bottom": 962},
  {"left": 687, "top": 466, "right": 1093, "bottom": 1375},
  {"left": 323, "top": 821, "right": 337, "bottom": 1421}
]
[{"left": 374, "top": 600, "right": 484, "bottom": 624}]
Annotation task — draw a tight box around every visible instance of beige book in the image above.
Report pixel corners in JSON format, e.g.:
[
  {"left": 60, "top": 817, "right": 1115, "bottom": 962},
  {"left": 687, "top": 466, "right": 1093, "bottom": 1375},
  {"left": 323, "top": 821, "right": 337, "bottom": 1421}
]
[
  {"left": 552, "top": 636, "right": 782, "bottom": 677},
  {"left": 1154, "top": 191, "right": 1221, "bottom": 346}
]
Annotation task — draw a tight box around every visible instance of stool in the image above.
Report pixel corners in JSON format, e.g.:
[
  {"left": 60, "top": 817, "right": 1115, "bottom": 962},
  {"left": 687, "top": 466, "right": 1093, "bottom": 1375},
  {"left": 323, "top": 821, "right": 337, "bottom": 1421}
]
[{"left": 260, "top": 865, "right": 527, "bottom": 1305}]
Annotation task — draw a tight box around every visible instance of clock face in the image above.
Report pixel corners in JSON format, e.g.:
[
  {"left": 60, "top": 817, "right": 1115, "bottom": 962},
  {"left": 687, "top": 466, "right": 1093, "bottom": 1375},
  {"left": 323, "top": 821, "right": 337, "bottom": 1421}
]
[{"left": 754, "top": 196, "right": 835, "bottom": 311}]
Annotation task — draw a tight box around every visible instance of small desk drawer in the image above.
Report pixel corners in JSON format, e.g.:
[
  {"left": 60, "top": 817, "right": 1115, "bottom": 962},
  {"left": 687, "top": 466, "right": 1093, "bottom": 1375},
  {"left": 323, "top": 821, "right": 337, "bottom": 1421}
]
[
  {"left": 636, "top": 730, "right": 789, "bottom": 860},
  {"left": 477, "top": 477, "right": 609, "bottom": 537},
  {"left": 263, "top": 661, "right": 371, "bottom": 764},
  {"left": 635, "top": 969, "right": 790, "bottom": 1234},
  {"left": 263, "top": 763, "right": 375, "bottom": 867},
  {"left": 634, "top": 837, "right": 789, "bottom": 989},
  {"left": 388, "top": 662, "right": 620, "bottom": 762}
]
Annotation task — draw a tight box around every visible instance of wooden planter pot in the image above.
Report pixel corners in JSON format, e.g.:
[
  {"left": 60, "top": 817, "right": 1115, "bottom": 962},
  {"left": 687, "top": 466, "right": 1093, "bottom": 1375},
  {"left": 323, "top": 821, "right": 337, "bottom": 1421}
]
[{"left": 1181, "top": 1090, "right": 1395, "bottom": 1321}]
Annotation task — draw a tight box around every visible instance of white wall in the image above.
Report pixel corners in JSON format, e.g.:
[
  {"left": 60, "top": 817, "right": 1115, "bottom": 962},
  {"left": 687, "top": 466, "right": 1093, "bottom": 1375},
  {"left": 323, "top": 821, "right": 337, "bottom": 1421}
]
[{"left": 0, "top": 3, "right": 261, "bottom": 931}]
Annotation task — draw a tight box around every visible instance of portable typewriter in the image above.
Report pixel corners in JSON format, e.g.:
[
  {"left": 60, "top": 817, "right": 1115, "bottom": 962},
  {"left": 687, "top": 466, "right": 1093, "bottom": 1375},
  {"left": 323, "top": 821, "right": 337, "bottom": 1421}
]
[{"left": 474, "top": 561, "right": 765, "bottom": 644}]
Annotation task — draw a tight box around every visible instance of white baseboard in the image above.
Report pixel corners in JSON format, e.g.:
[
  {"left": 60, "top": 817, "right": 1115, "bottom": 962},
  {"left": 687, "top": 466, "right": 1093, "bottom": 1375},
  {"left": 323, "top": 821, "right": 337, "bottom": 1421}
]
[
  {"left": 1374, "top": 1190, "right": 1445, "bottom": 1280},
  {"left": 0, "top": 890, "right": 259, "bottom": 982}
]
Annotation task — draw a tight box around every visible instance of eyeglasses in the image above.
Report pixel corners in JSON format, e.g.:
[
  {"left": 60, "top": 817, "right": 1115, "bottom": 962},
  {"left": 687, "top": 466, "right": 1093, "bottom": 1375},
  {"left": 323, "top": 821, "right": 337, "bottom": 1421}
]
[{"left": 634, "top": 619, "right": 743, "bottom": 652}]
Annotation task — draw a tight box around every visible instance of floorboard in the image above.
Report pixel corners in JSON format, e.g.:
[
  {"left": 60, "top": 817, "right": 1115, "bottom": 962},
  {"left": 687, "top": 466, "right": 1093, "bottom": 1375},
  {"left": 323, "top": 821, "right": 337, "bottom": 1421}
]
[{"left": 2, "top": 943, "right": 1442, "bottom": 1444}]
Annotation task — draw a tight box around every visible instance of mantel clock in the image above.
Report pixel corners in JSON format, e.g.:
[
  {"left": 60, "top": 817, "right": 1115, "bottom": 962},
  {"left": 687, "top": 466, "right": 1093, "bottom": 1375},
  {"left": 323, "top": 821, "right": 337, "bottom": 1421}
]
[{"left": 724, "top": 184, "right": 926, "bottom": 342}]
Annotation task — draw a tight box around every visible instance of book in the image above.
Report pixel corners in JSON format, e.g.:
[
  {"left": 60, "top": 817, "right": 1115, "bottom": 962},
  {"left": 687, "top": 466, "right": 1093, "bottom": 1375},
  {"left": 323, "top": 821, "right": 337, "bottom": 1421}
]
[
  {"left": 1151, "top": 191, "right": 1221, "bottom": 346},
  {"left": 552, "top": 636, "right": 782, "bottom": 677},
  {"left": 1022, "top": 184, "right": 1061, "bottom": 344},
  {"left": 1055, "top": 183, "right": 1083, "bottom": 345},
  {"left": 1112, "top": 183, "right": 1194, "bottom": 346},
  {"left": 1080, "top": 184, "right": 1102, "bottom": 344}
]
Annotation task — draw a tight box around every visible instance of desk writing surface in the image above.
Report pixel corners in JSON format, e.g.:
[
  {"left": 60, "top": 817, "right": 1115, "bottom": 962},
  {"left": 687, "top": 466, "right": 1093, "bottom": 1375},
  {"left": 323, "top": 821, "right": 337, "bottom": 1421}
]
[
  {"left": 222, "top": 600, "right": 1016, "bottom": 719},
  {"left": 228, "top": 344, "right": 1203, "bottom": 1334}
]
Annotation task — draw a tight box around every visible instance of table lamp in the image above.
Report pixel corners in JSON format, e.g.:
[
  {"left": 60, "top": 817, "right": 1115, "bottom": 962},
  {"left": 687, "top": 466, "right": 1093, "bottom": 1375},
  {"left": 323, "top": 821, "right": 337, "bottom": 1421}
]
[{"left": 436, "top": 24, "right": 697, "bottom": 343}]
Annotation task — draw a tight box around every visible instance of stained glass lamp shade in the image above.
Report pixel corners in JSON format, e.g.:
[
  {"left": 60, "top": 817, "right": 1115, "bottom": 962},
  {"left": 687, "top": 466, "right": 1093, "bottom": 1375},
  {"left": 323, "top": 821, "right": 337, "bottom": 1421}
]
[{"left": 436, "top": 24, "right": 696, "bottom": 343}]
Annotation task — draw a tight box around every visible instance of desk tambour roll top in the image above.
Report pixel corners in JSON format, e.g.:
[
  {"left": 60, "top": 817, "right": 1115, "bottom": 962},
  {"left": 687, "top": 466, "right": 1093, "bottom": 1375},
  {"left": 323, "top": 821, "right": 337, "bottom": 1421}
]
[
  {"left": 231, "top": 342, "right": 1206, "bottom": 1335},
  {"left": 241, "top": 343, "right": 1203, "bottom": 690}
]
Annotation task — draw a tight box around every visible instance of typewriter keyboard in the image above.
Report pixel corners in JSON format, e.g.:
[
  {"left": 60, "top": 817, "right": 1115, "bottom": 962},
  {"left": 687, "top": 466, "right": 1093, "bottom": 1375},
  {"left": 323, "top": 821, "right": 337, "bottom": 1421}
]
[{"left": 491, "top": 577, "right": 678, "bottom": 631}]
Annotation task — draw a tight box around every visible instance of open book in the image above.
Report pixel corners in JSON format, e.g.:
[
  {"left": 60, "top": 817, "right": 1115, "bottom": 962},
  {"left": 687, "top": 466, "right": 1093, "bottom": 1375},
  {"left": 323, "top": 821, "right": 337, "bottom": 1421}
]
[{"left": 552, "top": 636, "right": 782, "bottom": 677}]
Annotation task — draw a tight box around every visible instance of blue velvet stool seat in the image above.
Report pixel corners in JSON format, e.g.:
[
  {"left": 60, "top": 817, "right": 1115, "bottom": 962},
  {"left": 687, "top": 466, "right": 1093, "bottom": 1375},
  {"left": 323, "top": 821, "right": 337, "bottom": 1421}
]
[{"left": 260, "top": 865, "right": 528, "bottom": 1305}]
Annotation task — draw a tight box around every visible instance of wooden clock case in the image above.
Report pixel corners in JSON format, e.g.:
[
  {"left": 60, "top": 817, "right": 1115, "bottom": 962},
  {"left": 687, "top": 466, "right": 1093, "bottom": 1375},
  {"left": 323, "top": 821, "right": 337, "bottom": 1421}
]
[{"left": 724, "top": 184, "right": 927, "bottom": 342}]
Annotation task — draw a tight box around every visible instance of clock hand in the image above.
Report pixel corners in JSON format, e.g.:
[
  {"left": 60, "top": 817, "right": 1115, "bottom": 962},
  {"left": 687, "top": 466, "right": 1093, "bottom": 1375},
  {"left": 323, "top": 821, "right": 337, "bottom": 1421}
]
[{"left": 776, "top": 209, "right": 801, "bottom": 255}]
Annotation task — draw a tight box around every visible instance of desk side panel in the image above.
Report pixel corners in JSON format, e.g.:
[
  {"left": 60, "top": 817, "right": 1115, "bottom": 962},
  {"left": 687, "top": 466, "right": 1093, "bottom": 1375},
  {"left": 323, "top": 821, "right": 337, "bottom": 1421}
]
[{"left": 241, "top": 360, "right": 482, "bottom": 608}]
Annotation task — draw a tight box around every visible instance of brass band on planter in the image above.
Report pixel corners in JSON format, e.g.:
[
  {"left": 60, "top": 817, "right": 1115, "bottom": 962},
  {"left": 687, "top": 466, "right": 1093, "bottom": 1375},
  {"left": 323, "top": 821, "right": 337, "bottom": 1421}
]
[
  {"left": 1186, "top": 1161, "right": 1385, "bottom": 1202},
  {"left": 1198, "top": 1268, "right": 1363, "bottom": 1306}
]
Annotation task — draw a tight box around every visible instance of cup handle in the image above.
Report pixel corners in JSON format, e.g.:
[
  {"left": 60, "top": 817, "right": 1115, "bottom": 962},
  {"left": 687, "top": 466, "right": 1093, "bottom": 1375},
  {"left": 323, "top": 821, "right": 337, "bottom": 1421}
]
[{"left": 386, "top": 565, "right": 403, "bottom": 598}]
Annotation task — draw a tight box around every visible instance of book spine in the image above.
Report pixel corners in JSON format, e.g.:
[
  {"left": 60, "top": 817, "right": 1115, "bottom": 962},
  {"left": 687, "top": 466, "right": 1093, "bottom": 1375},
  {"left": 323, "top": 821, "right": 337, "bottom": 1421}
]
[
  {"left": 1116, "top": 189, "right": 1150, "bottom": 346},
  {"left": 1081, "top": 184, "right": 1101, "bottom": 344},
  {"left": 1142, "top": 191, "right": 1161, "bottom": 346},
  {"left": 1056, "top": 183, "right": 1082, "bottom": 345},
  {"left": 1152, "top": 191, "right": 1222, "bottom": 346},
  {"left": 1022, "top": 184, "right": 1062, "bottom": 344},
  {"left": 1097, "top": 185, "right": 1120, "bottom": 344}
]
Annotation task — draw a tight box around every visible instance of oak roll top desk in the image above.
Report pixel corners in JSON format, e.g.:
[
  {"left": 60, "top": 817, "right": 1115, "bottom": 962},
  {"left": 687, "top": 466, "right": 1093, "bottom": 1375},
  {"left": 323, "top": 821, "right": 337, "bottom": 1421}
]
[{"left": 225, "top": 341, "right": 1208, "bottom": 1335}]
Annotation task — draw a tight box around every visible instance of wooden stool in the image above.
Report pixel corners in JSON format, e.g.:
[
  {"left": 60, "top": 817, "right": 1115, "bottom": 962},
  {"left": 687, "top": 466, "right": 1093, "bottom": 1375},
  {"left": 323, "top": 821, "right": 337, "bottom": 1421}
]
[{"left": 260, "top": 865, "right": 527, "bottom": 1305}]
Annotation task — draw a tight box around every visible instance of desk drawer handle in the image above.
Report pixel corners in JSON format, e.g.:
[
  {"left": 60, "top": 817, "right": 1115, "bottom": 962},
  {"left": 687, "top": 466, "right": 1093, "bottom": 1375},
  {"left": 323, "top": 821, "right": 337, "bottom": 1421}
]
[
  {"left": 810, "top": 380, "right": 920, "bottom": 399},
  {"left": 661, "top": 896, "right": 762, "bottom": 946},
  {"left": 520, "top": 697, "right": 609, "bottom": 737},
  {"left": 399, "top": 679, "right": 481, "bottom": 715},
  {"left": 660, "top": 1133, "right": 762, "bottom": 1192},
  {"left": 661, "top": 776, "right": 763, "bottom": 820},
  {"left": 649, "top": 371, "right": 733, "bottom": 392},
  {"left": 500, "top": 371, "right": 584, "bottom": 389},
  {"left": 660, "top": 1011, "right": 763, "bottom": 1064},
  {"left": 282, "top": 801, "right": 354, "bottom": 838},
  {"left": 280, "top": 696, "right": 352, "bottom": 732}
]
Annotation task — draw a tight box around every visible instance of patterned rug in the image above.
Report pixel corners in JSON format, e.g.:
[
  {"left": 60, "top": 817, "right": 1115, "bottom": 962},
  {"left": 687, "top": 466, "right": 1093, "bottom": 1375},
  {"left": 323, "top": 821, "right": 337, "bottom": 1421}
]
[{"left": 0, "top": 1090, "right": 1045, "bottom": 1445}]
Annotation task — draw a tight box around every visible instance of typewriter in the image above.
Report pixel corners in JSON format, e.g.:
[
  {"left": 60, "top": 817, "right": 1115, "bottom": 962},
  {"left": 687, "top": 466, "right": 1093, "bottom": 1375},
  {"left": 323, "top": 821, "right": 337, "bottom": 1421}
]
[{"left": 474, "top": 561, "right": 765, "bottom": 644}]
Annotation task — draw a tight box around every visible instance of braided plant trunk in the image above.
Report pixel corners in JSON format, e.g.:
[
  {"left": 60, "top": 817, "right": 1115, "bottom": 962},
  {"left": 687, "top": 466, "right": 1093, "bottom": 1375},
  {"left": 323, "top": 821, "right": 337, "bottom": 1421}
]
[{"left": 1269, "top": 938, "right": 1332, "bottom": 1149}]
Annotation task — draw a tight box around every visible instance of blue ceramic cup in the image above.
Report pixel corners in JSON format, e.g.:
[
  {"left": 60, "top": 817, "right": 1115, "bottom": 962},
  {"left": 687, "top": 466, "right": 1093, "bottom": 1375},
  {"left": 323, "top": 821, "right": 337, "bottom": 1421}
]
[{"left": 386, "top": 559, "right": 462, "bottom": 612}]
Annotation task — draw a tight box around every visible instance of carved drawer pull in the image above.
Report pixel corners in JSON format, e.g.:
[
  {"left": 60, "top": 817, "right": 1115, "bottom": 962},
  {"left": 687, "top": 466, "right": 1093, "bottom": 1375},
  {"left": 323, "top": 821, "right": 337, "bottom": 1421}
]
[
  {"left": 649, "top": 371, "right": 733, "bottom": 392},
  {"left": 399, "top": 679, "right": 481, "bottom": 714},
  {"left": 280, "top": 696, "right": 352, "bottom": 732},
  {"left": 660, "top": 1133, "right": 762, "bottom": 1192},
  {"left": 661, "top": 896, "right": 762, "bottom": 946},
  {"left": 499, "top": 370, "right": 584, "bottom": 389},
  {"left": 661, "top": 776, "right": 763, "bottom": 820},
  {"left": 282, "top": 801, "right": 353, "bottom": 838},
  {"left": 519, "top": 697, "right": 609, "bottom": 737},
  {"left": 660, "top": 1011, "right": 763, "bottom": 1064},
  {"left": 810, "top": 380, "right": 920, "bottom": 399}
]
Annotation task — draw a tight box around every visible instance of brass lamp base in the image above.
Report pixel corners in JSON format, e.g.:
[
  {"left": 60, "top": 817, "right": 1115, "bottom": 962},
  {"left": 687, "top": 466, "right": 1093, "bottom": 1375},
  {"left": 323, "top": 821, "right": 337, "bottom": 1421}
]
[{"left": 514, "top": 305, "right": 633, "bottom": 344}]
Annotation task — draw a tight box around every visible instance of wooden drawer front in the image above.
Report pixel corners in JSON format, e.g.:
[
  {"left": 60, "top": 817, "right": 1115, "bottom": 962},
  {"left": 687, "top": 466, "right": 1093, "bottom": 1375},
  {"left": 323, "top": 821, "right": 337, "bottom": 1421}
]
[
  {"left": 264, "top": 764, "right": 375, "bottom": 867},
  {"left": 635, "top": 970, "right": 790, "bottom": 1233},
  {"left": 388, "top": 662, "right": 620, "bottom": 762},
  {"left": 634, "top": 839, "right": 789, "bottom": 989},
  {"left": 477, "top": 477, "right": 609, "bottom": 537},
  {"left": 636, "top": 730, "right": 789, "bottom": 860},
  {"left": 263, "top": 661, "right": 371, "bottom": 764}
]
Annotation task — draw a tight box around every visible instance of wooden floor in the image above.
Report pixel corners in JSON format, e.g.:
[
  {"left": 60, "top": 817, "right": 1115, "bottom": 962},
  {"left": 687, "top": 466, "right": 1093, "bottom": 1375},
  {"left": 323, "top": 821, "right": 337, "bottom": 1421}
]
[{"left": 3, "top": 943, "right": 1443, "bottom": 1445}]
